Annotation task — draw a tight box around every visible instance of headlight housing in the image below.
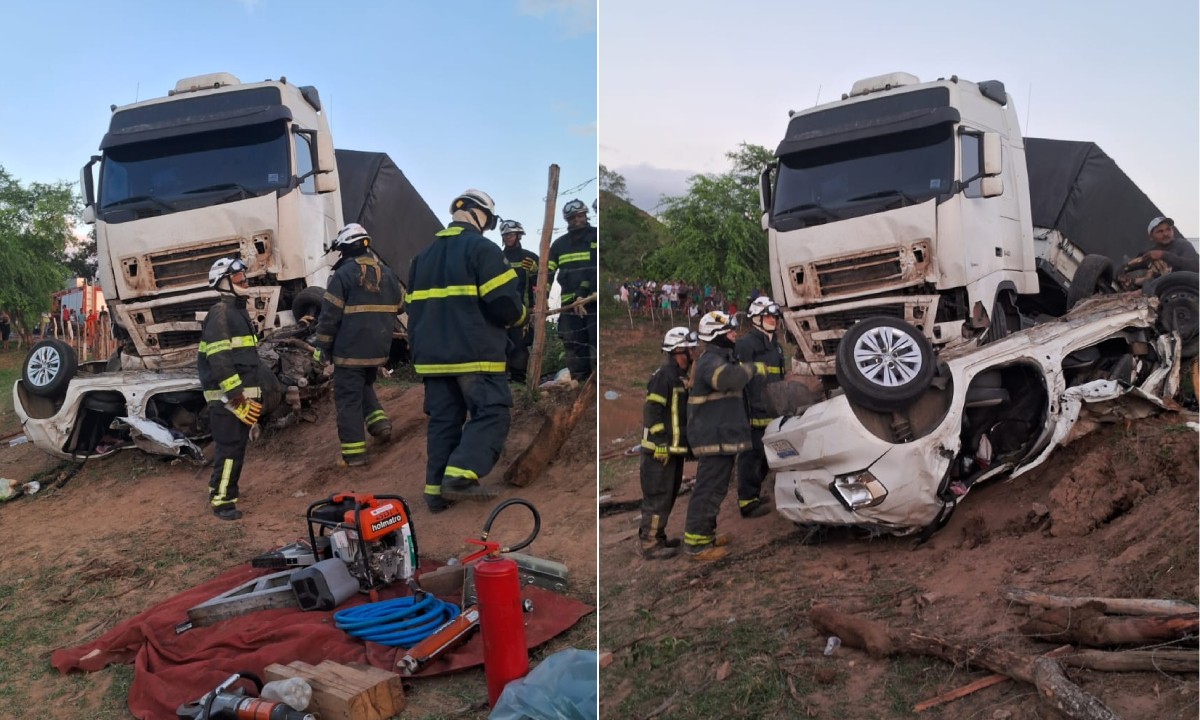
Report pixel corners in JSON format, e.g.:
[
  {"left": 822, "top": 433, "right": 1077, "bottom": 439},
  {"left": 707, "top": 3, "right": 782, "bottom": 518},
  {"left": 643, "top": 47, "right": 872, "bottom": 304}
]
[{"left": 830, "top": 470, "right": 888, "bottom": 510}]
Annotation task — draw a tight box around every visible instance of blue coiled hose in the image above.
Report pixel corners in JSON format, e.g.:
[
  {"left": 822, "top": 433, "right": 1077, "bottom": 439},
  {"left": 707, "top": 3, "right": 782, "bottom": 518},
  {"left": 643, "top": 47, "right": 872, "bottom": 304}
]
[{"left": 333, "top": 594, "right": 460, "bottom": 648}]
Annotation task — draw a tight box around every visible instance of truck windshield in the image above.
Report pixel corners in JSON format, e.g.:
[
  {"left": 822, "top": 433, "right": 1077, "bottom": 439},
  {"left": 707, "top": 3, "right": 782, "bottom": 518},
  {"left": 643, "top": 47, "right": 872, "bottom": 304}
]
[
  {"left": 773, "top": 124, "right": 954, "bottom": 229},
  {"left": 98, "top": 122, "right": 290, "bottom": 218}
]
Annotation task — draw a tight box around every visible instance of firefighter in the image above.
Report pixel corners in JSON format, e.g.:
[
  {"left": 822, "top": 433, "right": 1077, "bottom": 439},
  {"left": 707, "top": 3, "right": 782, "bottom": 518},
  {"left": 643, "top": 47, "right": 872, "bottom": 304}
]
[
  {"left": 638, "top": 326, "right": 698, "bottom": 560},
  {"left": 547, "top": 199, "right": 597, "bottom": 381},
  {"left": 499, "top": 219, "right": 540, "bottom": 383},
  {"left": 311, "top": 223, "right": 403, "bottom": 467},
  {"left": 198, "top": 257, "right": 271, "bottom": 520},
  {"left": 407, "top": 189, "right": 526, "bottom": 512},
  {"left": 683, "top": 310, "right": 768, "bottom": 560},
  {"left": 734, "top": 296, "right": 786, "bottom": 519}
]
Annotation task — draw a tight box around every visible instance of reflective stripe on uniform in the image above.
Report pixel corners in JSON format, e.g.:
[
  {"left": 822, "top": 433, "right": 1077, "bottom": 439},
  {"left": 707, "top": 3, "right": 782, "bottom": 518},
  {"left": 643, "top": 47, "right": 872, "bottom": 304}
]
[
  {"left": 436, "top": 227, "right": 465, "bottom": 237},
  {"left": 690, "top": 441, "right": 752, "bottom": 455},
  {"left": 738, "top": 498, "right": 757, "bottom": 508},
  {"left": 646, "top": 393, "right": 667, "bottom": 405},
  {"left": 219, "top": 374, "right": 242, "bottom": 392},
  {"left": 768, "top": 366, "right": 783, "bottom": 374},
  {"left": 345, "top": 304, "right": 398, "bottom": 314},
  {"left": 684, "top": 532, "right": 713, "bottom": 547},
  {"left": 341, "top": 441, "right": 366, "bottom": 456},
  {"left": 365, "top": 410, "right": 387, "bottom": 426},
  {"left": 407, "top": 285, "right": 479, "bottom": 302},
  {"left": 322, "top": 292, "right": 345, "bottom": 309},
  {"left": 561, "top": 292, "right": 575, "bottom": 303},
  {"left": 200, "top": 335, "right": 258, "bottom": 356},
  {"left": 648, "top": 422, "right": 665, "bottom": 434},
  {"left": 211, "top": 459, "right": 235, "bottom": 506},
  {"left": 415, "top": 361, "right": 507, "bottom": 374},
  {"left": 332, "top": 355, "right": 389, "bottom": 367},
  {"left": 444, "top": 466, "right": 479, "bottom": 480},
  {"left": 425, "top": 484, "right": 442, "bottom": 496},
  {"left": 556, "top": 251, "right": 592, "bottom": 265},
  {"left": 687, "top": 390, "right": 743, "bottom": 404},
  {"left": 670, "top": 387, "right": 684, "bottom": 450},
  {"left": 508, "top": 305, "right": 527, "bottom": 328},
  {"left": 204, "top": 386, "right": 262, "bottom": 402},
  {"left": 480, "top": 269, "right": 517, "bottom": 296}
]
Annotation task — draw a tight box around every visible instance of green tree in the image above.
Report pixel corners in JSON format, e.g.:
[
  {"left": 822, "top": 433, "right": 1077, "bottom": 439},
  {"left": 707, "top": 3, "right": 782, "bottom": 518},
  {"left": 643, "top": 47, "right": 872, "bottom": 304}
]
[
  {"left": 0, "top": 166, "right": 76, "bottom": 339},
  {"left": 649, "top": 143, "right": 774, "bottom": 302},
  {"left": 65, "top": 226, "right": 98, "bottom": 282},
  {"left": 599, "top": 164, "right": 629, "bottom": 200}
]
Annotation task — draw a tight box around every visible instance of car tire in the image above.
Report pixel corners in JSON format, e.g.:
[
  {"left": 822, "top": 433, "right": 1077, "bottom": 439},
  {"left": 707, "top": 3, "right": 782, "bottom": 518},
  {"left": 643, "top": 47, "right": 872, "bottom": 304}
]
[
  {"left": 1066, "top": 255, "right": 1114, "bottom": 311},
  {"left": 1153, "top": 272, "right": 1199, "bottom": 359},
  {"left": 835, "top": 317, "right": 935, "bottom": 413},
  {"left": 292, "top": 285, "right": 326, "bottom": 323},
  {"left": 23, "top": 338, "right": 78, "bottom": 398}
]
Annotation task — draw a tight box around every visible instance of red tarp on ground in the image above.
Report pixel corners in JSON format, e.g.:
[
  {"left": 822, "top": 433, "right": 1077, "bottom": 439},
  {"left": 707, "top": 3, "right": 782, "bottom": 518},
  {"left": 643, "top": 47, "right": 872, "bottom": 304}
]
[{"left": 51, "top": 564, "right": 594, "bottom": 720}]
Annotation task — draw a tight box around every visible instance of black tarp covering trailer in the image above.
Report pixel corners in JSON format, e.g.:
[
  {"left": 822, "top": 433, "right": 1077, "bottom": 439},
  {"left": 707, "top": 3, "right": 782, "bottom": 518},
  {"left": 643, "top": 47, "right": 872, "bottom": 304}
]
[
  {"left": 1025, "top": 138, "right": 1174, "bottom": 265},
  {"left": 334, "top": 150, "right": 444, "bottom": 280}
]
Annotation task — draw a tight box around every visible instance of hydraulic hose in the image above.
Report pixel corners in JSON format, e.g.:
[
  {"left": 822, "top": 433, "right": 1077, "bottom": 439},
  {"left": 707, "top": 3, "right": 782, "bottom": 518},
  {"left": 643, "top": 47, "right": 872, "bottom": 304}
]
[{"left": 333, "top": 593, "right": 459, "bottom": 648}]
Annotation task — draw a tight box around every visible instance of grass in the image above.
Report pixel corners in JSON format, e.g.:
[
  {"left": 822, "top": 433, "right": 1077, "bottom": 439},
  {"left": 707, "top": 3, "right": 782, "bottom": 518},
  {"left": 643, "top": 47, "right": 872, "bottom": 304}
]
[
  {"left": 599, "top": 455, "right": 636, "bottom": 494},
  {"left": 0, "top": 347, "right": 27, "bottom": 436}
]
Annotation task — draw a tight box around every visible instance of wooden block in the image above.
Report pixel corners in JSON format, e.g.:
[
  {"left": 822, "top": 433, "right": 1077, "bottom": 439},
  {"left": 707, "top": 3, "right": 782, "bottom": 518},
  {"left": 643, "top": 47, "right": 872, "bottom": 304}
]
[
  {"left": 313, "top": 660, "right": 404, "bottom": 716},
  {"left": 264, "top": 662, "right": 355, "bottom": 720}
]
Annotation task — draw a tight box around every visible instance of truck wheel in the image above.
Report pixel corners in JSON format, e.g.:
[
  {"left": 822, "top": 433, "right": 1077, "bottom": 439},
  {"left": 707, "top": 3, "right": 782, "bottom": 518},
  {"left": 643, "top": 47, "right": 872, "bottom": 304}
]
[
  {"left": 23, "top": 338, "right": 78, "bottom": 398},
  {"left": 1154, "top": 272, "right": 1198, "bottom": 359},
  {"left": 984, "top": 293, "right": 1021, "bottom": 344},
  {"left": 292, "top": 285, "right": 325, "bottom": 323},
  {"left": 1066, "top": 255, "right": 1114, "bottom": 311},
  {"left": 835, "top": 317, "right": 935, "bottom": 413}
]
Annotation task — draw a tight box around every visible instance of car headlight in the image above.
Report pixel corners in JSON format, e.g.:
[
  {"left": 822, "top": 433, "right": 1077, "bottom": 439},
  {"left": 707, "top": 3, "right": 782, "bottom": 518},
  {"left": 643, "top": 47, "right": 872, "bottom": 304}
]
[{"left": 830, "top": 470, "right": 888, "bottom": 510}]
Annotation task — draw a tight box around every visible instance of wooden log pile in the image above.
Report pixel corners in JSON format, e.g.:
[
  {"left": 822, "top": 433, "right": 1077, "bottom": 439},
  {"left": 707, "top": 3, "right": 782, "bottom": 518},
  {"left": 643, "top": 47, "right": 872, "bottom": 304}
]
[{"left": 809, "top": 587, "right": 1199, "bottom": 720}]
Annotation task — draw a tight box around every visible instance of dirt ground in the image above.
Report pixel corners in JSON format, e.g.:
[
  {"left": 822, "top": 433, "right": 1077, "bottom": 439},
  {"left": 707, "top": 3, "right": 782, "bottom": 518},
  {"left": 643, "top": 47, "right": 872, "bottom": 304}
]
[
  {"left": 598, "top": 317, "right": 1199, "bottom": 720},
  {"left": 0, "top": 373, "right": 597, "bottom": 720}
]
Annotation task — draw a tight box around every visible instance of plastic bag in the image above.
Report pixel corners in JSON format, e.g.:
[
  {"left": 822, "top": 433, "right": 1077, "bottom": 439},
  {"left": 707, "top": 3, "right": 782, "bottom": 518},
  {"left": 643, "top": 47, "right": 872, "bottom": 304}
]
[{"left": 489, "top": 648, "right": 597, "bottom": 720}]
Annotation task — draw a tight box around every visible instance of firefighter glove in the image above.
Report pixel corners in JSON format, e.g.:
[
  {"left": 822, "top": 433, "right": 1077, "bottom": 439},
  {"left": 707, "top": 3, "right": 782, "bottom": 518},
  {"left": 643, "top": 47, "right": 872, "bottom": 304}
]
[
  {"left": 754, "top": 362, "right": 768, "bottom": 376},
  {"left": 312, "top": 348, "right": 325, "bottom": 364},
  {"left": 653, "top": 444, "right": 669, "bottom": 464},
  {"left": 230, "top": 398, "right": 263, "bottom": 427}
]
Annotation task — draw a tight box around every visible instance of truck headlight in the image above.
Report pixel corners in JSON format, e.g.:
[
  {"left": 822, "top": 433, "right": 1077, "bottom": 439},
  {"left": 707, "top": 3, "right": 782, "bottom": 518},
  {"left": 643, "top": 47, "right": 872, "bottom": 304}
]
[{"left": 830, "top": 470, "right": 888, "bottom": 510}]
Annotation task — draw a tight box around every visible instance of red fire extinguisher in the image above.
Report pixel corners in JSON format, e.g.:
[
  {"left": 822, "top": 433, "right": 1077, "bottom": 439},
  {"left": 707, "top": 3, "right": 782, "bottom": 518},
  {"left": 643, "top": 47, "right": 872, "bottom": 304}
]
[{"left": 475, "top": 555, "right": 528, "bottom": 707}]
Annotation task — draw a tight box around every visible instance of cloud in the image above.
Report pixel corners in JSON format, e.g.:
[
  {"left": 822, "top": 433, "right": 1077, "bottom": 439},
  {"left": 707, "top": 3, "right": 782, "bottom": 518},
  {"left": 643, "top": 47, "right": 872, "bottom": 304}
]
[
  {"left": 517, "top": 0, "right": 595, "bottom": 36},
  {"left": 569, "top": 121, "right": 596, "bottom": 137},
  {"left": 612, "top": 163, "right": 699, "bottom": 214}
]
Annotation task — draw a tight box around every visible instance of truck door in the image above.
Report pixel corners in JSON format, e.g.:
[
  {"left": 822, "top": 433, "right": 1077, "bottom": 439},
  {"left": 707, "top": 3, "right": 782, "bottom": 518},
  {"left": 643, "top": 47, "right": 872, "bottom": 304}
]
[{"left": 958, "top": 129, "right": 1025, "bottom": 289}]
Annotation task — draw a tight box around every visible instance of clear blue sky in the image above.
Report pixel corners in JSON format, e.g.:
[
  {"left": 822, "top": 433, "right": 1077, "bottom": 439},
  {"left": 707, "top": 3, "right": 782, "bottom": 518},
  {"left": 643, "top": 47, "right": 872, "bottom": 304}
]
[
  {"left": 0, "top": 0, "right": 597, "bottom": 255},
  {"left": 600, "top": 0, "right": 1200, "bottom": 237}
]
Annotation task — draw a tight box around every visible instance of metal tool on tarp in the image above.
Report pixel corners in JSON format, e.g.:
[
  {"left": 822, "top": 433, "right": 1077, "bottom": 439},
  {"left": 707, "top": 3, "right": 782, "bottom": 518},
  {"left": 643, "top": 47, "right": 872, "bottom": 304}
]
[
  {"left": 177, "top": 672, "right": 314, "bottom": 720},
  {"left": 397, "top": 605, "right": 481, "bottom": 676}
]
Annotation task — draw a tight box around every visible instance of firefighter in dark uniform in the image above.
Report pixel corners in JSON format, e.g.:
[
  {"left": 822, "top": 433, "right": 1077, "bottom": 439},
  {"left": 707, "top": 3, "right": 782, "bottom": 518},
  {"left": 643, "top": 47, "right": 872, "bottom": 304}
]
[
  {"left": 311, "top": 223, "right": 402, "bottom": 467},
  {"left": 638, "top": 326, "right": 698, "bottom": 560},
  {"left": 198, "top": 257, "right": 271, "bottom": 521},
  {"left": 498, "top": 219, "right": 539, "bottom": 384},
  {"left": 407, "top": 189, "right": 526, "bottom": 512},
  {"left": 683, "top": 311, "right": 768, "bottom": 561},
  {"left": 734, "top": 296, "right": 786, "bottom": 518},
  {"left": 547, "top": 199, "right": 597, "bottom": 381}
]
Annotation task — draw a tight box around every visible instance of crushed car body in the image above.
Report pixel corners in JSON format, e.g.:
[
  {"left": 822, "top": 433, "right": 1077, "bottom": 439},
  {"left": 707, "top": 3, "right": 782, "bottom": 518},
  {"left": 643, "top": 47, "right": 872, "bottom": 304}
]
[{"left": 764, "top": 292, "right": 1187, "bottom": 535}]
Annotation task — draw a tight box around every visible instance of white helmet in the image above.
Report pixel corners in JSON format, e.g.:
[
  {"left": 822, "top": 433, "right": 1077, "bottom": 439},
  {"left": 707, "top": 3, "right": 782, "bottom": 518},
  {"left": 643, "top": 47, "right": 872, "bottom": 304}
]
[
  {"left": 662, "top": 326, "right": 698, "bottom": 353},
  {"left": 747, "top": 297, "right": 782, "bottom": 318},
  {"left": 698, "top": 311, "right": 737, "bottom": 342},
  {"left": 451, "top": 189, "right": 497, "bottom": 231},
  {"left": 207, "top": 257, "right": 247, "bottom": 289},
  {"left": 499, "top": 220, "right": 525, "bottom": 236},
  {"left": 328, "top": 222, "right": 370, "bottom": 253},
  {"left": 562, "top": 199, "right": 588, "bottom": 219}
]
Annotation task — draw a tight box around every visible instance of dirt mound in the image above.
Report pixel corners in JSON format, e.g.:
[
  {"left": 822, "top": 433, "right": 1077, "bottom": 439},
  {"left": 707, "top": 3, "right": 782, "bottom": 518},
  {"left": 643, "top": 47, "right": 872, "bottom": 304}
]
[
  {"left": 0, "top": 378, "right": 596, "bottom": 720},
  {"left": 598, "top": 319, "right": 1198, "bottom": 720}
]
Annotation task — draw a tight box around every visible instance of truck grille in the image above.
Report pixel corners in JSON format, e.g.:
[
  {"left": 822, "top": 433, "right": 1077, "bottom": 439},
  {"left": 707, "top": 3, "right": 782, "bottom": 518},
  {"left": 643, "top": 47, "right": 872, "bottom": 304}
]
[
  {"left": 155, "top": 330, "right": 202, "bottom": 349},
  {"left": 152, "top": 298, "right": 215, "bottom": 324},
  {"left": 150, "top": 242, "right": 242, "bottom": 289},
  {"left": 815, "top": 304, "right": 905, "bottom": 331},
  {"left": 814, "top": 249, "right": 903, "bottom": 297}
]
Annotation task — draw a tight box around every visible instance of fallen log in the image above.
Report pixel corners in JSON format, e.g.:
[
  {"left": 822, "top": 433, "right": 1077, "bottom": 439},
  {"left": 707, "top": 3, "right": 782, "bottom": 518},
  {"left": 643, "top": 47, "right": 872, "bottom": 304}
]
[
  {"left": 1019, "top": 603, "right": 1199, "bottom": 647},
  {"left": 809, "top": 605, "right": 1121, "bottom": 720},
  {"left": 504, "top": 373, "right": 596, "bottom": 487},
  {"left": 1061, "top": 649, "right": 1198, "bottom": 673},
  {"left": 1002, "top": 587, "right": 1199, "bottom": 616}
]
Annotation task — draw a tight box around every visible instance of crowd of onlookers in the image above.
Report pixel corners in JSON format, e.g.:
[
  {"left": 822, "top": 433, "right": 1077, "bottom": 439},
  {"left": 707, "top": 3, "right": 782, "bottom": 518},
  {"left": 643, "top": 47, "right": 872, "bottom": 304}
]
[
  {"left": 607, "top": 278, "right": 774, "bottom": 321},
  {"left": 0, "top": 306, "right": 112, "bottom": 356}
]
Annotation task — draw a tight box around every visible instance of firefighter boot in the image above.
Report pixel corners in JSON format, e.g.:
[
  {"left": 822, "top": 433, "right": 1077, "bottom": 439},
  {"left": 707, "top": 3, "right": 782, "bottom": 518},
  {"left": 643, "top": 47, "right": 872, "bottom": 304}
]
[
  {"left": 739, "top": 498, "right": 771, "bottom": 519},
  {"left": 368, "top": 418, "right": 392, "bottom": 443},
  {"left": 640, "top": 536, "right": 678, "bottom": 560},
  {"left": 686, "top": 542, "right": 729, "bottom": 562},
  {"left": 442, "top": 480, "right": 499, "bottom": 502},
  {"left": 213, "top": 504, "right": 242, "bottom": 521}
]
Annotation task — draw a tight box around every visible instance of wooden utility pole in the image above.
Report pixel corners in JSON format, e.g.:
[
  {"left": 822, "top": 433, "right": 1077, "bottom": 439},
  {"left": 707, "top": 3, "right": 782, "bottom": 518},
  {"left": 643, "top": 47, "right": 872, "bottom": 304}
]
[{"left": 526, "top": 164, "right": 560, "bottom": 391}]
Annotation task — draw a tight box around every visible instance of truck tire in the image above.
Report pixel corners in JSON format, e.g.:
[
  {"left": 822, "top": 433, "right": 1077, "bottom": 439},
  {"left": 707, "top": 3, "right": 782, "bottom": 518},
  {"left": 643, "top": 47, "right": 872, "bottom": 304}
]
[
  {"left": 835, "top": 317, "right": 935, "bottom": 413},
  {"left": 23, "top": 338, "right": 78, "bottom": 398},
  {"left": 292, "top": 285, "right": 325, "bottom": 323},
  {"left": 1066, "top": 255, "right": 1114, "bottom": 311},
  {"left": 1153, "top": 272, "right": 1198, "bottom": 359},
  {"left": 984, "top": 293, "right": 1021, "bottom": 344}
]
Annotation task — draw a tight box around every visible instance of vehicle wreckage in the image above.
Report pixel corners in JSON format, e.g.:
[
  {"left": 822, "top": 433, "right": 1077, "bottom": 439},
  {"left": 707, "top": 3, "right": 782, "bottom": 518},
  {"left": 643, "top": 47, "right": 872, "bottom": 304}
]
[{"left": 764, "top": 286, "right": 1196, "bottom": 536}]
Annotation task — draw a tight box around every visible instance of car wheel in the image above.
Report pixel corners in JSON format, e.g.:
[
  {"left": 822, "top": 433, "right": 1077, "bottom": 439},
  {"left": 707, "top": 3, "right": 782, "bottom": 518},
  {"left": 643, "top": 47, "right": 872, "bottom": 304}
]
[
  {"left": 23, "top": 338, "right": 78, "bottom": 398},
  {"left": 292, "top": 285, "right": 325, "bottom": 323},
  {"left": 1154, "top": 272, "right": 1199, "bottom": 359},
  {"left": 1066, "top": 255, "right": 1114, "bottom": 311},
  {"left": 835, "top": 317, "right": 935, "bottom": 413}
]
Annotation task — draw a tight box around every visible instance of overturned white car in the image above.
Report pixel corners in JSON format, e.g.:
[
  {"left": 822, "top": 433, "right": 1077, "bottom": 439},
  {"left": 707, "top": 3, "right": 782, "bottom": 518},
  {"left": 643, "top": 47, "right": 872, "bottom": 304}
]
[{"left": 764, "top": 289, "right": 1194, "bottom": 536}]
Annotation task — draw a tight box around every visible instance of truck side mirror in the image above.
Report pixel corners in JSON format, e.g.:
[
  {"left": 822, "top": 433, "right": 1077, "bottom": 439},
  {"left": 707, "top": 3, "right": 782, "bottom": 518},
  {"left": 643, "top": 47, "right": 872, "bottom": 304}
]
[
  {"left": 80, "top": 155, "right": 100, "bottom": 218},
  {"left": 980, "top": 176, "right": 1004, "bottom": 198},
  {"left": 982, "top": 133, "right": 1002, "bottom": 176},
  {"left": 759, "top": 163, "right": 775, "bottom": 230},
  {"left": 294, "top": 129, "right": 337, "bottom": 194}
]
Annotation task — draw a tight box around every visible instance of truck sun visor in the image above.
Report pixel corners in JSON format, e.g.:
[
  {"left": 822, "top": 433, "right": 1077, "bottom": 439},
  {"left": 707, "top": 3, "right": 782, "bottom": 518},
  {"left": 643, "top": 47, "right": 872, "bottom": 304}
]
[
  {"left": 776, "top": 87, "right": 959, "bottom": 156},
  {"left": 100, "top": 87, "right": 290, "bottom": 149}
]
